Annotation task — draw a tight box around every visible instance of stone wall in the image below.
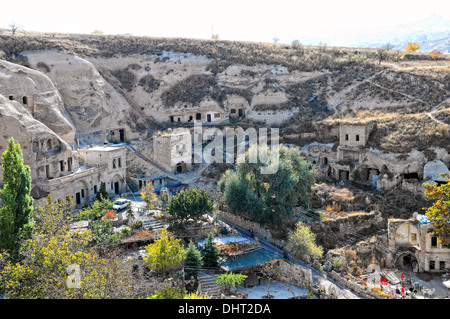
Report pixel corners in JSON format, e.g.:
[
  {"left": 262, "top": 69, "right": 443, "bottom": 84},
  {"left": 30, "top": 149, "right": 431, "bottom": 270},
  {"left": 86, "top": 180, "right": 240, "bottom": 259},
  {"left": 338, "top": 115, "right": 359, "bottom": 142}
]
[{"left": 311, "top": 211, "right": 385, "bottom": 250}]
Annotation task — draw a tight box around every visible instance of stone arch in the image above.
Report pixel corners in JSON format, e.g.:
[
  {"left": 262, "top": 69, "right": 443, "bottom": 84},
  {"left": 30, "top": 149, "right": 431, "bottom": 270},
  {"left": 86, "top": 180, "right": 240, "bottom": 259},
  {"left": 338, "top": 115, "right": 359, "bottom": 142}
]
[
  {"left": 175, "top": 161, "right": 188, "bottom": 173},
  {"left": 394, "top": 251, "right": 419, "bottom": 272}
]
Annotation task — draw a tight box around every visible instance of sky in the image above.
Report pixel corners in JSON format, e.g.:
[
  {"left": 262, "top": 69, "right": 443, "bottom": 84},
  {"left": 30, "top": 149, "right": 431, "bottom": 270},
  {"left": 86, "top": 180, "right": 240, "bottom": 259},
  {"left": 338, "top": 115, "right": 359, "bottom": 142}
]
[{"left": 1, "top": 0, "right": 449, "bottom": 44}]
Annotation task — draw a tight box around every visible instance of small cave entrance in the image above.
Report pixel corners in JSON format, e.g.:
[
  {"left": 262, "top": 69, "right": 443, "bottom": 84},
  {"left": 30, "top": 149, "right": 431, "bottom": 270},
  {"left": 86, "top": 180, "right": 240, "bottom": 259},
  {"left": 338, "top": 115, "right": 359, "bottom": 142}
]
[{"left": 402, "top": 172, "right": 419, "bottom": 180}]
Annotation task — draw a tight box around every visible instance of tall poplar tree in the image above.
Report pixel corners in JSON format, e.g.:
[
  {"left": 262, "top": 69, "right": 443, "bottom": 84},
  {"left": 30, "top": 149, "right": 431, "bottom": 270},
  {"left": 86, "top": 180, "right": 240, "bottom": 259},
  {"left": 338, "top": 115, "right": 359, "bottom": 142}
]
[{"left": 0, "top": 138, "right": 34, "bottom": 262}]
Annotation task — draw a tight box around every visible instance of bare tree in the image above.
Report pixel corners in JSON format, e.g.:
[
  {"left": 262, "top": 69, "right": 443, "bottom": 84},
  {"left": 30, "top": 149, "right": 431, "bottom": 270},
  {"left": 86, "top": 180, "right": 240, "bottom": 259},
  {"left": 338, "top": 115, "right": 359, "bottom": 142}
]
[
  {"left": 9, "top": 21, "right": 21, "bottom": 36},
  {"left": 258, "top": 261, "right": 277, "bottom": 299},
  {"left": 376, "top": 43, "right": 393, "bottom": 65}
]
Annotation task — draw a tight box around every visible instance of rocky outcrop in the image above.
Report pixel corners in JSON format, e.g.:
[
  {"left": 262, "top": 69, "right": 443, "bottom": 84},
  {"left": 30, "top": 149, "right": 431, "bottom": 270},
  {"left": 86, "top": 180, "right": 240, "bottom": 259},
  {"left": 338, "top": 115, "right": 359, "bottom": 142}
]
[
  {"left": 0, "top": 94, "right": 74, "bottom": 181},
  {"left": 0, "top": 59, "right": 75, "bottom": 145},
  {"left": 23, "top": 50, "right": 133, "bottom": 144}
]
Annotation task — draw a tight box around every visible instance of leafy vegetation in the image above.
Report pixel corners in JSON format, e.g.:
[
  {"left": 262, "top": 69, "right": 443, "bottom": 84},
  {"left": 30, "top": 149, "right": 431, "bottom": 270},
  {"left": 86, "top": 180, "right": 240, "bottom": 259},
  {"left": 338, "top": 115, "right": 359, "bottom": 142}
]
[
  {"left": 215, "top": 272, "right": 247, "bottom": 295},
  {"left": 286, "top": 221, "right": 323, "bottom": 262},
  {"left": 424, "top": 174, "right": 450, "bottom": 246},
  {"left": 201, "top": 233, "right": 220, "bottom": 268},
  {"left": 0, "top": 138, "right": 34, "bottom": 263},
  {"left": 219, "top": 144, "right": 316, "bottom": 226},
  {"left": 167, "top": 187, "right": 215, "bottom": 222},
  {"left": 140, "top": 183, "right": 158, "bottom": 210},
  {"left": 143, "top": 228, "right": 185, "bottom": 277},
  {"left": 0, "top": 196, "right": 134, "bottom": 298}
]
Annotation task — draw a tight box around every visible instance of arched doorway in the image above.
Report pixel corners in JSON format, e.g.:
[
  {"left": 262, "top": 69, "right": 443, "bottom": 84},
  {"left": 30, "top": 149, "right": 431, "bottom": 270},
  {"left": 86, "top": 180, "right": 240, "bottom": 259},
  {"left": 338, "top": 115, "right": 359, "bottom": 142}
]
[
  {"left": 175, "top": 161, "right": 188, "bottom": 173},
  {"left": 394, "top": 251, "right": 419, "bottom": 272}
]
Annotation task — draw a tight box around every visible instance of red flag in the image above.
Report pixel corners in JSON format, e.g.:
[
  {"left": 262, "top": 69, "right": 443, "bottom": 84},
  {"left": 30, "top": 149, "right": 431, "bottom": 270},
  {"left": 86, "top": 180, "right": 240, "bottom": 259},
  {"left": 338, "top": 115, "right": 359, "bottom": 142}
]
[
  {"left": 401, "top": 287, "right": 405, "bottom": 296},
  {"left": 401, "top": 273, "right": 404, "bottom": 281}
]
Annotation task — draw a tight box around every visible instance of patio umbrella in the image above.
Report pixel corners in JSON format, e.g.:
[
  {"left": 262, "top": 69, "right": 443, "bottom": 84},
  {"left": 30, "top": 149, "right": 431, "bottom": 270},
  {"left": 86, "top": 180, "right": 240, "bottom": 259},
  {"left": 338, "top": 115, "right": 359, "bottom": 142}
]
[
  {"left": 401, "top": 287, "right": 405, "bottom": 296},
  {"left": 383, "top": 278, "right": 387, "bottom": 286},
  {"left": 443, "top": 280, "right": 450, "bottom": 289}
]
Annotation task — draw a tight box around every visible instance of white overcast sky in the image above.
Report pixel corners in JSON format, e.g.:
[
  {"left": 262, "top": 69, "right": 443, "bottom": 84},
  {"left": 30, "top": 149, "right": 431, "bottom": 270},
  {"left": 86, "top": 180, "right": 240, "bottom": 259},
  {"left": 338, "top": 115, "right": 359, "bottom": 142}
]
[{"left": 1, "top": 0, "right": 449, "bottom": 43}]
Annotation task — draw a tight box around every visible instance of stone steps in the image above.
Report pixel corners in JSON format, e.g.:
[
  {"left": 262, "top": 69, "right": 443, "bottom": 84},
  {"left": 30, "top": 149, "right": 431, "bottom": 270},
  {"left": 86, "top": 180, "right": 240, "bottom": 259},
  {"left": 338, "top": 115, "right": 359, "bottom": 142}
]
[
  {"left": 142, "top": 219, "right": 168, "bottom": 231},
  {"left": 198, "top": 274, "right": 222, "bottom": 299}
]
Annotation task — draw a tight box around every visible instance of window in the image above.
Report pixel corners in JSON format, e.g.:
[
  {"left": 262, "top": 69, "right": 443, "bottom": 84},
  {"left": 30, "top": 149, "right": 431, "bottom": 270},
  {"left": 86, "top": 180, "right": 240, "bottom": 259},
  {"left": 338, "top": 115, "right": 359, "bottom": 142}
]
[
  {"left": 345, "top": 134, "right": 349, "bottom": 141},
  {"left": 411, "top": 233, "right": 417, "bottom": 241},
  {"left": 231, "top": 109, "right": 236, "bottom": 114},
  {"left": 440, "top": 261, "right": 445, "bottom": 271},
  {"left": 118, "top": 158, "right": 122, "bottom": 168},
  {"left": 431, "top": 236, "right": 438, "bottom": 247},
  {"left": 60, "top": 160, "right": 64, "bottom": 172},
  {"left": 81, "top": 189, "right": 85, "bottom": 198},
  {"left": 429, "top": 260, "right": 435, "bottom": 270},
  {"left": 23, "top": 96, "right": 28, "bottom": 105},
  {"left": 355, "top": 135, "right": 360, "bottom": 141},
  {"left": 113, "top": 159, "right": 117, "bottom": 169},
  {"left": 94, "top": 185, "right": 98, "bottom": 194},
  {"left": 214, "top": 113, "right": 221, "bottom": 118}
]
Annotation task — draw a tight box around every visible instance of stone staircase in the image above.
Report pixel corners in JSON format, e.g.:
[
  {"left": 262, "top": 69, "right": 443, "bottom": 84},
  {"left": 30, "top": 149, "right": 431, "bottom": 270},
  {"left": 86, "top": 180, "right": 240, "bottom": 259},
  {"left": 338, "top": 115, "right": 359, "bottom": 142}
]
[
  {"left": 198, "top": 274, "right": 222, "bottom": 299},
  {"left": 142, "top": 218, "right": 168, "bottom": 231}
]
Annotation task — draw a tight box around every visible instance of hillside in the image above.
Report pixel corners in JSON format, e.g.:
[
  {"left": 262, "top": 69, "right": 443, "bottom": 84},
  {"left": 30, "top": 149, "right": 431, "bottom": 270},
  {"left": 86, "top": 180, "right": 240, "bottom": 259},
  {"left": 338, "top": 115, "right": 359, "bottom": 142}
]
[{"left": 0, "top": 30, "right": 449, "bottom": 155}]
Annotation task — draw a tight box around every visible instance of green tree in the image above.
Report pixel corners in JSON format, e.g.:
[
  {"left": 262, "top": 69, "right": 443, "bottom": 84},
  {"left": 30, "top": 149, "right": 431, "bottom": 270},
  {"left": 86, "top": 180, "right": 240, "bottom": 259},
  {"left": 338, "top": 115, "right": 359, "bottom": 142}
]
[
  {"left": 167, "top": 187, "right": 215, "bottom": 222},
  {"left": 424, "top": 173, "right": 450, "bottom": 246},
  {"left": 219, "top": 144, "right": 316, "bottom": 226},
  {"left": 286, "top": 221, "right": 323, "bottom": 262},
  {"left": 0, "top": 196, "right": 134, "bottom": 298},
  {"left": 215, "top": 272, "right": 247, "bottom": 295},
  {"left": 0, "top": 138, "right": 34, "bottom": 262},
  {"left": 201, "top": 233, "right": 220, "bottom": 268},
  {"left": 185, "top": 240, "right": 203, "bottom": 278},
  {"left": 144, "top": 228, "right": 185, "bottom": 277}
]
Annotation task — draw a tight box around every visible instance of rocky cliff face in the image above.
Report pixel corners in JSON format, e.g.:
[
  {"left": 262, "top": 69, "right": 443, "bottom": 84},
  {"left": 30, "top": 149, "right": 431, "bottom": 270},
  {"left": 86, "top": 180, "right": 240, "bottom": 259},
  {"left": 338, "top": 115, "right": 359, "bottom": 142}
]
[
  {"left": 0, "top": 94, "right": 74, "bottom": 181},
  {"left": 0, "top": 59, "right": 75, "bottom": 145},
  {"left": 23, "top": 50, "right": 132, "bottom": 144},
  {"left": 0, "top": 31, "right": 448, "bottom": 156}
]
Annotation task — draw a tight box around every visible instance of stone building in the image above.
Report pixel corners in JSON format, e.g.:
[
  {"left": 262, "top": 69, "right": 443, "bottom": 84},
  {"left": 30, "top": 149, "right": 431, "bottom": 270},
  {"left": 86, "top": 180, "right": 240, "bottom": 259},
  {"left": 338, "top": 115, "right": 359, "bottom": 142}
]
[
  {"left": 152, "top": 128, "right": 192, "bottom": 173},
  {"left": 301, "top": 122, "right": 450, "bottom": 192},
  {"left": 387, "top": 214, "right": 450, "bottom": 273},
  {"left": 32, "top": 144, "right": 127, "bottom": 206}
]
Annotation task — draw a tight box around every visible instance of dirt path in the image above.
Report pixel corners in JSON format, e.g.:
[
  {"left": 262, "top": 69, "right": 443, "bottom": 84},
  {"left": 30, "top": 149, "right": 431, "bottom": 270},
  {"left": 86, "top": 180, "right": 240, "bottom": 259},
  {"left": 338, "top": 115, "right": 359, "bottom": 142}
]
[{"left": 426, "top": 97, "right": 450, "bottom": 126}]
